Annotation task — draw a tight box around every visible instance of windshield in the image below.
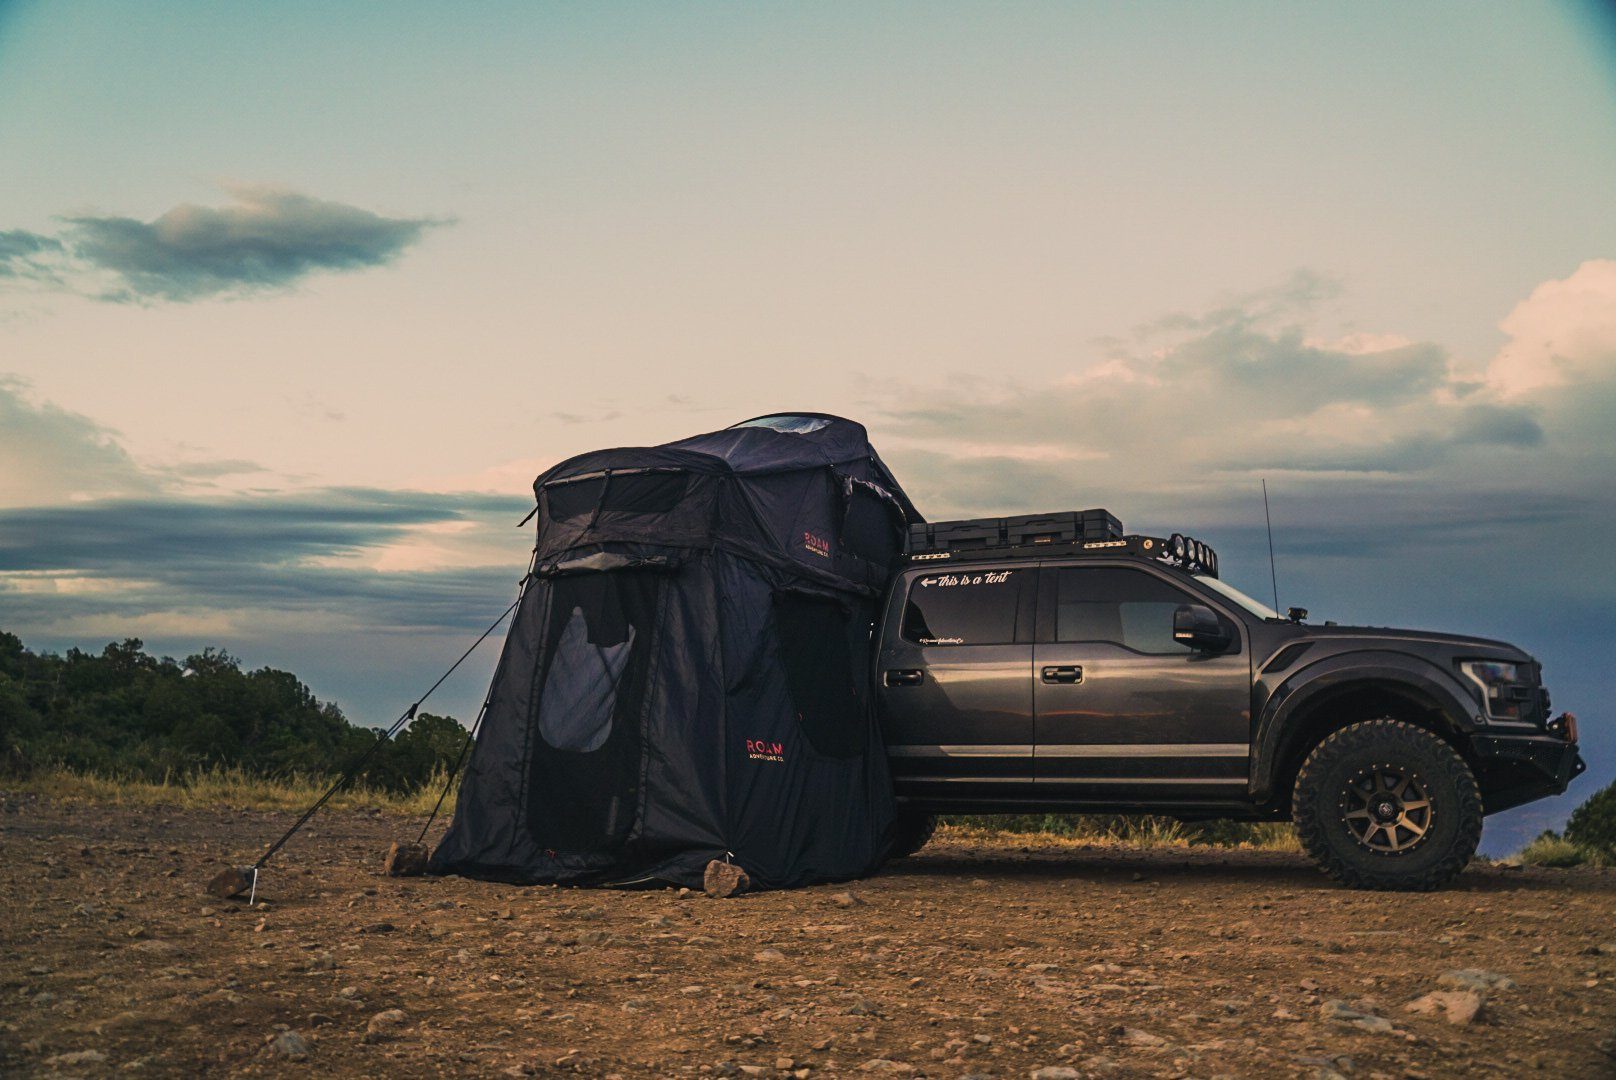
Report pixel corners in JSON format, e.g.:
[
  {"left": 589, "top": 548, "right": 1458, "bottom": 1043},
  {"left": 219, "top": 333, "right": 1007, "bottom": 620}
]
[{"left": 1194, "top": 574, "right": 1282, "bottom": 620}]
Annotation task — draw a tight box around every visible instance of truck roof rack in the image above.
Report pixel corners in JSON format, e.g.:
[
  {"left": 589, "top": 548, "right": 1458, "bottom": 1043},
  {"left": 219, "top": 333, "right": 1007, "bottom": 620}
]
[{"left": 905, "top": 509, "right": 1220, "bottom": 578}]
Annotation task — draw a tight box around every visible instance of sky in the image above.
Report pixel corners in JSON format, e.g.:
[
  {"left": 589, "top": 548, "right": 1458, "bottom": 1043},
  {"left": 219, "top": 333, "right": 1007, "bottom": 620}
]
[{"left": 2, "top": 1, "right": 1614, "bottom": 854}]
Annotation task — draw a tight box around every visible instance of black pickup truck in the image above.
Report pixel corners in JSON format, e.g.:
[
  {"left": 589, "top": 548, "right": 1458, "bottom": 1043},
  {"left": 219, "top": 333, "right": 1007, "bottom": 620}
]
[{"left": 877, "top": 510, "right": 1585, "bottom": 891}]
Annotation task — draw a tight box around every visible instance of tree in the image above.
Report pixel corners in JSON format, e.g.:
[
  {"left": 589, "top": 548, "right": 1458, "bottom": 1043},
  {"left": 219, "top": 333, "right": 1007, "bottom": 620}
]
[{"left": 1565, "top": 780, "right": 1616, "bottom": 857}]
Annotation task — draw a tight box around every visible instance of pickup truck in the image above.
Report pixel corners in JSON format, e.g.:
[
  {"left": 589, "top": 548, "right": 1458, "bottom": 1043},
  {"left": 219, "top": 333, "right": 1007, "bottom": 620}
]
[{"left": 876, "top": 511, "right": 1585, "bottom": 891}]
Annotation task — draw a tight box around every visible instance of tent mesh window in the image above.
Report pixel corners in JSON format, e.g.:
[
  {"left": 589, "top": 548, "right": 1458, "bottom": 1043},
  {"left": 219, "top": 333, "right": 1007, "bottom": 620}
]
[
  {"left": 773, "top": 592, "right": 868, "bottom": 758},
  {"left": 839, "top": 482, "right": 899, "bottom": 564},
  {"left": 526, "top": 570, "right": 661, "bottom": 852},
  {"left": 545, "top": 470, "right": 690, "bottom": 520}
]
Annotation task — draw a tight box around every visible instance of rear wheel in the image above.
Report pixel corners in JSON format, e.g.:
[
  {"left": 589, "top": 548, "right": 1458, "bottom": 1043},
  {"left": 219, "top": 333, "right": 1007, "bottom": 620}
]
[
  {"left": 887, "top": 810, "right": 937, "bottom": 859},
  {"left": 1292, "top": 719, "right": 1482, "bottom": 891}
]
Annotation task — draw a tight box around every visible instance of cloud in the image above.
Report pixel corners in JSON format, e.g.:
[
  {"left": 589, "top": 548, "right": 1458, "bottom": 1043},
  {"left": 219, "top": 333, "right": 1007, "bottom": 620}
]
[
  {"left": 0, "top": 376, "right": 529, "bottom": 638},
  {"left": 875, "top": 261, "right": 1615, "bottom": 530},
  {"left": 1487, "top": 258, "right": 1616, "bottom": 395},
  {"left": 866, "top": 259, "right": 1616, "bottom": 672},
  {"left": 1, "top": 186, "right": 444, "bottom": 303},
  {"left": 0, "top": 229, "right": 65, "bottom": 285},
  {"left": 0, "top": 376, "right": 157, "bottom": 506},
  {"left": 0, "top": 490, "right": 528, "bottom": 635}
]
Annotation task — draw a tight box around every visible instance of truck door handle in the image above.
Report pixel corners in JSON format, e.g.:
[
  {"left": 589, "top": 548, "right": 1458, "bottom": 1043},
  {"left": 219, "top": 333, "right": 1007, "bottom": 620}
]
[
  {"left": 885, "top": 669, "right": 923, "bottom": 687},
  {"left": 1041, "top": 665, "right": 1083, "bottom": 684}
]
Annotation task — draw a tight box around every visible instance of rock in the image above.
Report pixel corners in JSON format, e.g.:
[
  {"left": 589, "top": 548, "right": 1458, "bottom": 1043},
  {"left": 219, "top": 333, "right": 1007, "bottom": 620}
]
[
  {"left": 1404, "top": 990, "right": 1486, "bottom": 1025},
  {"left": 269, "top": 1030, "right": 311, "bottom": 1061},
  {"left": 1438, "top": 969, "right": 1516, "bottom": 993},
  {"left": 1031, "top": 1068, "right": 1081, "bottom": 1079},
  {"left": 859, "top": 1060, "right": 916, "bottom": 1074},
  {"left": 845, "top": 994, "right": 881, "bottom": 1016},
  {"left": 1120, "top": 1027, "right": 1166, "bottom": 1047},
  {"left": 832, "top": 891, "right": 864, "bottom": 908},
  {"left": 46, "top": 1050, "right": 108, "bottom": 1067},
  {"left": 206, "top": 866, "right": 254, "bottom": 899},
  {"left": 129, "top": 939, "right": 177, "bottom": 956},
  {"left": 363, "top": 1008, "right": 409, "bottom": 1043},
  {"left": 383, "top": 842, "right": 429, "bottom": 877},
  {"left": 704, "top": 860, "right": 750, "bottom": 898},
  {"left": 1320, "top": 999, "right": 1394, "bottom": 1033},
  {"left": 753, "top": 948, "right": 787, "bottom": 963}
]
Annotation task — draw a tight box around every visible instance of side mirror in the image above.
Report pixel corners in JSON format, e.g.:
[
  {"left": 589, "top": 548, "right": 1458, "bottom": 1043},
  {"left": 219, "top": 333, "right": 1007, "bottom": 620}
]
[{"left": 1174, "top": 604, "right": 1232, "bottom": 653}]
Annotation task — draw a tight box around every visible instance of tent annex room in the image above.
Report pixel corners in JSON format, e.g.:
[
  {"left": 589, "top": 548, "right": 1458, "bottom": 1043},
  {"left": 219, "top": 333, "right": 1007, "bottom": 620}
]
[{"left": 430, "top": 414, "right": 922, "bottom": 890}]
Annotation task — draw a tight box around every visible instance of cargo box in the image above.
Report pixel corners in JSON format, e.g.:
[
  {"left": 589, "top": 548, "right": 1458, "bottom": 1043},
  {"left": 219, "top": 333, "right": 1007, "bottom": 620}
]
[
  {"left": 908, "top": 508, "right": 1122, "bottom": 555},
  {"left": 1004, "top": 510, "right": 1122, "bottom": 547}
]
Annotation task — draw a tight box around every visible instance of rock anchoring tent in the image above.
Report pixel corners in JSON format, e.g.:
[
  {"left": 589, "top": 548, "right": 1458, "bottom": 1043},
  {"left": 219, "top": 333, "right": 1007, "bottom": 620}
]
[{"left": 431, "top": 414, "right": 922, "bottom": 889}]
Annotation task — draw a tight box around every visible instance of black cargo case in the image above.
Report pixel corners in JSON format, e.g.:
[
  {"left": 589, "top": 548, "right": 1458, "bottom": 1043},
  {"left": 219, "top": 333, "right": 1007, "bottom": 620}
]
[{"left": 908, "top": 509, "right": 1122, "bottom": 555}]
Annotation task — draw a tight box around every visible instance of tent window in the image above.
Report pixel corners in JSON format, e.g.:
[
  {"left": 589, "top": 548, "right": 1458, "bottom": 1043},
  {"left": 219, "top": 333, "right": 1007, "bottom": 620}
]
[
  {"left": 840, "top": 484, "right": 898, "bottom": 563},
  {"left": 536, "top": 607, "right": 635, "bottom": 752},
  {"left": 545, "top": 471, "right": 689, "bottom": 520},
  {"left": 774, "top": 593, "right": 868, "bottom": 758},
  {"left": 527, "top": 570, "right": 660, "bottom": 853},
  {"left": 733, "top": 415, "right": 833, "bottom": 435}
]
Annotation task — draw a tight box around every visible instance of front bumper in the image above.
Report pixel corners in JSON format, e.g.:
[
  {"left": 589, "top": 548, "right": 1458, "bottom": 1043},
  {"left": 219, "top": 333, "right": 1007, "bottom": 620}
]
[{"left": 1470, "top": 719, "right": 1587, "bottom": 813}]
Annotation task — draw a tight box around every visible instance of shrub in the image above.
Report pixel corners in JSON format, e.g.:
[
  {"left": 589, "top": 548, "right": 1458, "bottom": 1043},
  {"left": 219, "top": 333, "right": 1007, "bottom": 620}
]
[
  {"left": 1565, "top": 780, "right": 1616, "bottom": 857},
  {"left": 1513, "top": 831, "right": 1599, "bottom": 868}
]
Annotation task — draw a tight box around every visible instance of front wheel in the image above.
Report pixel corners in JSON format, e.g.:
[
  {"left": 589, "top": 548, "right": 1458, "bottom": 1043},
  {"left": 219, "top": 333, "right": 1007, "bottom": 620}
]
[{"left": 1292, "top": 719, "right": 1482, "bottom": 891}]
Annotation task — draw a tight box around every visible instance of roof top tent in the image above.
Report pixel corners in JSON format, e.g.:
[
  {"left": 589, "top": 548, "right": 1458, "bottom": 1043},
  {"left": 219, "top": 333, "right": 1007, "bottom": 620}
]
[{"left": 430, "top": 414, "right": 924, "bottom": 890}]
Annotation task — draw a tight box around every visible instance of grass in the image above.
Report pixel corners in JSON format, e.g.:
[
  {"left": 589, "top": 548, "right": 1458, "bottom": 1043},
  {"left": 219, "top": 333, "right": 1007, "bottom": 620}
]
[
  {"left": 7, "top": 770, "right": 1305, "bottom": 851},
  {"left": 941, "top": 813, "right": 1302, "bottom": 852},
  {"left": 1508, "top": 831, "right": 1608, "bottom": 869},
  {"left": 3, "top": 765, "right": 457, "bottom": 816}
]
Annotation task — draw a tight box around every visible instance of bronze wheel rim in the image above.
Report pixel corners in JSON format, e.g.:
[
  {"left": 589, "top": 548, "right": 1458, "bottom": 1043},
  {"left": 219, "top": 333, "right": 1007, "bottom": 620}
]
[{"left": 1339, "top": 764, "right": 1433, "bottom": 855}]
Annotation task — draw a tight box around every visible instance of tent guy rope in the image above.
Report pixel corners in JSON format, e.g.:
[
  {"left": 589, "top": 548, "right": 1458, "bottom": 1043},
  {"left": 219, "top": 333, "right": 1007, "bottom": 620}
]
[{"left": 204, "top": 594, "right": 521, "bottom": 900}]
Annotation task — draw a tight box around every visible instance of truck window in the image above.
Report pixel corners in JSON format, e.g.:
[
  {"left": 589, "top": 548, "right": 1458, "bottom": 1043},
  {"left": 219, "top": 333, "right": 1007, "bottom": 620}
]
[
  {"left": 1055, "top": 566, "right": 1197, "bottom": 654},
  {"left": 901, "top": 568, "right": 1023, "bottom": 646}
]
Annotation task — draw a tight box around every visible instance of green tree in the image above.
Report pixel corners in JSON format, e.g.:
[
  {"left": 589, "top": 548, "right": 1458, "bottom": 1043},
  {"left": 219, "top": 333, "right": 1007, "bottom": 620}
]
[{"left": 1565, "top": 780, "right": 1616, "bottom": 857}]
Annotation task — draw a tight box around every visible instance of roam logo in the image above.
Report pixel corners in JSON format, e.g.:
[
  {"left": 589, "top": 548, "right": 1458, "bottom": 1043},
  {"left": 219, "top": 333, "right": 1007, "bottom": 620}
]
[
  {"left": 745, "top": 738, "right": 785, "bottom": 763},
  {"left": 802, "top": 531, "right": 831, "bottom": 558}
]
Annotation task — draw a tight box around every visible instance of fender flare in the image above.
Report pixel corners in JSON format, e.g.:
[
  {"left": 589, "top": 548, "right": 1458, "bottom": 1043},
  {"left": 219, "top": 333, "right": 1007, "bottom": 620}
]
[{"left": 1250, "top": 650, "right": 1481, "bottom": 802}]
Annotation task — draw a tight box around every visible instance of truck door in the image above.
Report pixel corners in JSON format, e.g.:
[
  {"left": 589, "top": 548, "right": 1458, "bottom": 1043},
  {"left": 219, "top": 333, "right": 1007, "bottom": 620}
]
[
  {"left": 877, "top": 565, "right": 1035, "bottom": 799},
  {"left": 1033, "top": 564, "right": 1250, "bottom": 799}
]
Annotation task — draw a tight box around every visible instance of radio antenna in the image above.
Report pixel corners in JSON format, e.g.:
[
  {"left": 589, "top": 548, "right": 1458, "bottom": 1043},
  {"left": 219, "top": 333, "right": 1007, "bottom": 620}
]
[{"left": 1262, "top": 478, "right": 1280, "bottom": 612}]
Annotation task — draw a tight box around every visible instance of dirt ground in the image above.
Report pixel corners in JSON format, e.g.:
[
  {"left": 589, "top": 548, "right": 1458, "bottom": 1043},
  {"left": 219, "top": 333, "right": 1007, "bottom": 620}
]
[{"left": 3, "top": 795, "right": 1614, "bottom": 1079}]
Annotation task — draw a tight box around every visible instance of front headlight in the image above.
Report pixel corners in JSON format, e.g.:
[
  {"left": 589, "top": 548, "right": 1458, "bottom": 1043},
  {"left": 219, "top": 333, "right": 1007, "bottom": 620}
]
[{"left": 1461, "top": 660, "right": 1523, "bottom": 720}]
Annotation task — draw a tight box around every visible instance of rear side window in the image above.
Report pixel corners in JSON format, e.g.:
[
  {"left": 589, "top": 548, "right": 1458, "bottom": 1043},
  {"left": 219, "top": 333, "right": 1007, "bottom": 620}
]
[
  {"left": 901, "top": 568, "right": 1024, "bottom": 646},
  {"left": 1055, "top": 566, "right": 1209, "bottom": 654}
]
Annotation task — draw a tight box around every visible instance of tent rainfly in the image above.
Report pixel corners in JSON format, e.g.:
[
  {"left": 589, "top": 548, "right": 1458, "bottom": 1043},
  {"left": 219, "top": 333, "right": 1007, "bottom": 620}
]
[{"left": 430, "top": 414, "right": 922, "bottom": 889}]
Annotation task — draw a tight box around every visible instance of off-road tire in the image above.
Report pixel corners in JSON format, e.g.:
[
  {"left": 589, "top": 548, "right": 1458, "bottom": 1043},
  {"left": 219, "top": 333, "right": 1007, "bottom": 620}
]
[
  {"left": 1292, "top": 719, "right": 1482, "bottom": 892},
  {"left": 887, "top": 810, "right": 937, "bottom": 860}
]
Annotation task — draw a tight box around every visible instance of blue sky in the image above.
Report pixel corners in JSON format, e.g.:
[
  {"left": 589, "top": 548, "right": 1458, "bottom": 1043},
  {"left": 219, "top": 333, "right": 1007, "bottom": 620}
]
[{"left": 2, "top": 1, "right": 1614, "bottom": 853}]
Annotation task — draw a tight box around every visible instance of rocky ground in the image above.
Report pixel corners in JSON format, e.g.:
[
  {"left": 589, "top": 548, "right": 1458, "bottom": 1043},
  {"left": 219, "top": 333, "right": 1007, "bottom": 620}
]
[{"left": 3, "top": 794, "right": 1615, "bottom": 1078}]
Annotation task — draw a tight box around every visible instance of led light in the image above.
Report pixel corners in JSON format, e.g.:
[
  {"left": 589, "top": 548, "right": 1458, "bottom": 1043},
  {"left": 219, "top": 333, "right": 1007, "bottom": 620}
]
[{"left": 1171, "top": 534, "right": 1186, "bottom": 560}]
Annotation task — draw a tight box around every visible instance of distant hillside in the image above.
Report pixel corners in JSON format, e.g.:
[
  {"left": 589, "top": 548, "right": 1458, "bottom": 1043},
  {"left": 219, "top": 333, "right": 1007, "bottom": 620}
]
[{"left": 0, "top": 631, "right": 464, "bottom": 791}]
